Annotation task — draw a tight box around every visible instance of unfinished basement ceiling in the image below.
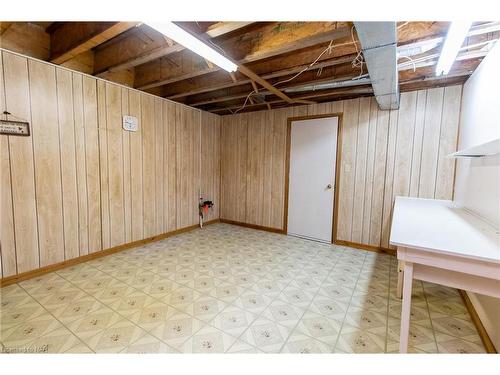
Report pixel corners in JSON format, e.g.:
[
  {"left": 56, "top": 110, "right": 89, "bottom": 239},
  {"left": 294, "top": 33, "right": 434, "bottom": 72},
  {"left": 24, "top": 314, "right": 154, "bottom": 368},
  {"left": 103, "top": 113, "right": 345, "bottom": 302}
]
[{"left": 1, "top": 21, "right": 498, "bottom": 114}]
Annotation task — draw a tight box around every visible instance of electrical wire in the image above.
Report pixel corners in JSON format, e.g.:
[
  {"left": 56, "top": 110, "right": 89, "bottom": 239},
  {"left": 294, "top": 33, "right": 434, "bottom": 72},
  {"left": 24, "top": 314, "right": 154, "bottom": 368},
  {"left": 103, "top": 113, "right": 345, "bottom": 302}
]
[
  {"left": 230, "top": 25, "right": 364, "bottom": 114},
  {"left": 398, "top": 55, "right": 416, "bottom": 72},
  {"left": 350, "top": 25, "right": 364, "bottom": 78},
  {"left": 233, "top": 89, "right": 257, "bottom": 114},
  {"left": 397, "top": 22, "right": 409, "bottom": 30},
  {"left": 273, "top": 40, "right": 335, "bottom": 87},
  {"left": 195, "top": 21, "right": 228, "bottom": 56},
  {"left": 232, "top": 39, "right": 338, "bottom": 114}
]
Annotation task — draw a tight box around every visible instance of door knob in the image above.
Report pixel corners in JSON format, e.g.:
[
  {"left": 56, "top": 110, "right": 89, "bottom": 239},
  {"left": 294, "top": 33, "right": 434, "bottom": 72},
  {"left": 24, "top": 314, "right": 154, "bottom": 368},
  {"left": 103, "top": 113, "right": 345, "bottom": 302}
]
[{"left": 326, "top": 184, "right": 332, "bottom": 190}]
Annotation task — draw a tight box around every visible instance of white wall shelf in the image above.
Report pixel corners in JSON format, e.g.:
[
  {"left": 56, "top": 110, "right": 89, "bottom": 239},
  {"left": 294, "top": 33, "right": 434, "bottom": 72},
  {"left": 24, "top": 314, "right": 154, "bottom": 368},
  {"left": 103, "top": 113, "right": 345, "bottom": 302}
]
[{"left": 449, "top": 138, "right": 500, "bottom": 158}]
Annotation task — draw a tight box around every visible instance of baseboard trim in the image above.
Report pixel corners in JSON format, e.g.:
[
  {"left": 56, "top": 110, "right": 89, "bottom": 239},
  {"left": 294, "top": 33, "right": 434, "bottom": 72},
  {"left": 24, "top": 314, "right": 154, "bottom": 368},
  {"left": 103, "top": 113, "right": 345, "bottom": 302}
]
[
  {"left": 458, "top": 290, "right": 497, "bottom": 353},
  {"left": 0, "top": 219, "right": 220, "bottom": 288},
  {"left": 333, "top": 239, "right": 396, "bottom": 255},
  {"left": 219, "top": 220, "right": 395, "bottom": 256},
  {"left": 219, "top": 219, "right": 285, "bottom": 234}
]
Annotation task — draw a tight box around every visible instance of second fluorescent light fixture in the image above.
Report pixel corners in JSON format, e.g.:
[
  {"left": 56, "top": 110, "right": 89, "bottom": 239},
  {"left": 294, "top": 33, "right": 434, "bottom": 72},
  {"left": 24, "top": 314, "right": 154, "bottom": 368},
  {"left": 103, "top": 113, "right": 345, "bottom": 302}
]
[
  {"left": 147, "top": 22, "right": 238, "bottom": 73},
  {"left": 435, "top": 21, "right": 472, "bottom": 76}
]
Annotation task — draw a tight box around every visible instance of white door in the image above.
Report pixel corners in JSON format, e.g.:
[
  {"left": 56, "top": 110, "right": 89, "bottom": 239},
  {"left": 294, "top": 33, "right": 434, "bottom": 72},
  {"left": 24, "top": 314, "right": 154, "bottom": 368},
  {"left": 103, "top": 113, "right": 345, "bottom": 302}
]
[{"left": 287, "top": 116, "right": 338, "bottom": 242}]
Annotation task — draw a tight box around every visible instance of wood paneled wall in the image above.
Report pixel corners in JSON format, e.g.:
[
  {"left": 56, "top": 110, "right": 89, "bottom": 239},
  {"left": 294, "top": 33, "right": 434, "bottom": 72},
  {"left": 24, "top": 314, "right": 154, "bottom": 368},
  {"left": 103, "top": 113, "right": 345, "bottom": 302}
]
[
  {"left": 0, "top": 50, "right": 220, "bottom": 278},
  {"left": 201, "top": 111, "right": 221, "bottom": 222},
  {"left": 220, "top": 86, "right": 462, "bottom": 249},
  {"left": 0, "top": 48, "right": 462, "bottom": 277}
]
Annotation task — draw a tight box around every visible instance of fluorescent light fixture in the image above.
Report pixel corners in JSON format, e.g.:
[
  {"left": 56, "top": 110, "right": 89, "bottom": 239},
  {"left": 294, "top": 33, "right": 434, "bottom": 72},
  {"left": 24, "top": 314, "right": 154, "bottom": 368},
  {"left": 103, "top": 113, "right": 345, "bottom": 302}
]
[
  {"left": 147, "top": 22, "right": 238, "bottom": 73},
  {"left": 436, "top": 21, "right": 472, "bottom": 76}
]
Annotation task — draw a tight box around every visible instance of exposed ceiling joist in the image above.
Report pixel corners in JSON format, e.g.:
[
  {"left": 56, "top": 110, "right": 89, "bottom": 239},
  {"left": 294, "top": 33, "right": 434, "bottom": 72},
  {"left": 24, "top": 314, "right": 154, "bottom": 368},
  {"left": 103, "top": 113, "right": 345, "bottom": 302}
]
[
  {"left": 235, "top": 62, "right": 296, "bottom": 104},
  {"left": 0, "top": 22, "right": 12, "bottom": 35},
  {"left": 2, "top": 21, "right": 493, "bottom": 114},
  {"left": 210, "top": 86, "right": 374, "bottom": 113},
  {"left": 354, "top": 22, "right": 399, "bottom": 110},
  {"left": 204, "top": 21, "right": 255, "bottom": 38},
  {"left": 203, "top": 55, "right": 480, "bottom": 113},
  {"left": 154, "top": 23, "right": 451, "bottom": 100},
  {"left": 134, "top": 22, "right": 351, "bottom": 90},
  {"left": 189, "top": 64, "right": 360, "bottom": 106},
  {"left": 50, "top": 22, "right": 138, "bottom": 64},
  {"left": 94, "top": 22, "right": 253, "bottom": 75},
  {"left": 163, "top": 54, "right": 356, "bottom": 100},
  {"left": 184, "top": 32, "right": 495, "bottom": 108}
]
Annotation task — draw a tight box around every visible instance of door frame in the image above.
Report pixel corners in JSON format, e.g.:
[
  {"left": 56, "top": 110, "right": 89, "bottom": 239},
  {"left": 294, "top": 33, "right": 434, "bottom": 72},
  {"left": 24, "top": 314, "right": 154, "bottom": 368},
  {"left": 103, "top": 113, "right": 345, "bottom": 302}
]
[{"left": 283, "top": 113, "right": 344, "bottom": 244}]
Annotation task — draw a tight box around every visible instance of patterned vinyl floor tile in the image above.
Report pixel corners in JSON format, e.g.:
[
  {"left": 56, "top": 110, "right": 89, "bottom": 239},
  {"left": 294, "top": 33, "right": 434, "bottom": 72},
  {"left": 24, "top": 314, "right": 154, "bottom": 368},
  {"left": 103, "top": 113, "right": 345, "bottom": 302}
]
[{"left": 0, "top": 223, "right": 487, "bottom": 354}]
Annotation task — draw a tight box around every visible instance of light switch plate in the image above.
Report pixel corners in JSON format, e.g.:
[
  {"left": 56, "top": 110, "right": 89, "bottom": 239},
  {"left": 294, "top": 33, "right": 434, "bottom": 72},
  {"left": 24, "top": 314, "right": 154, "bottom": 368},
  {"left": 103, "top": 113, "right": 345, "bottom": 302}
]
[{"left": 123, "top": 115, "right": 138, "bottom": 131}]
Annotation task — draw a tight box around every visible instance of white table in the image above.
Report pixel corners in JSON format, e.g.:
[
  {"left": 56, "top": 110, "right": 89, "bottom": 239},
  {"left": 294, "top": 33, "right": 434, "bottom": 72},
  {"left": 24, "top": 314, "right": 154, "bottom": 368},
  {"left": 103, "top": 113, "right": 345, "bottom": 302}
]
[{"left": 390, "top": 197, "right": 500, "bottom": 353}]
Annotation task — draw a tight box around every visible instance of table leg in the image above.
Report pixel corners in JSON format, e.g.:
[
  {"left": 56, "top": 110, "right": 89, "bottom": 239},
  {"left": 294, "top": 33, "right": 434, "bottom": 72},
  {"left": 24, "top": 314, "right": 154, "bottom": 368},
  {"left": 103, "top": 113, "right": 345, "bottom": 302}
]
[
  {"left": 399, "top": 261, "right": 414, "bottom": 353},
  {"left": 397, "top": 260, "right": 404, "bottom": 299}
]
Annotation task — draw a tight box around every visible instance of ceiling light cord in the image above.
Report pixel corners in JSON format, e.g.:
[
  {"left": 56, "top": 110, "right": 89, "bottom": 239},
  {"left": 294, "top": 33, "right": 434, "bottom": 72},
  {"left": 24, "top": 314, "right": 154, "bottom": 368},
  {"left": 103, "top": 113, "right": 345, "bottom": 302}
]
[
  {"left": 351, "top": 25, "right": 364, "bottom": 78},
  {"left": 399, "top": 55, "right": 416, "bottom": 72}
]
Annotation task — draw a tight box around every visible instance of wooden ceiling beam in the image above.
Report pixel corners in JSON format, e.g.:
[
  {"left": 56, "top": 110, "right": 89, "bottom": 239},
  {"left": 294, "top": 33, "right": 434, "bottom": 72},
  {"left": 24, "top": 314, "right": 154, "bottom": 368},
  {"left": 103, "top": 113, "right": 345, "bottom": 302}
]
[
  {"left": 0, "top": 22, "right": 12, "bottom": 36},
  {"left": 236, "top": 63, "right": 295, "bottom": 103},
  {"left": 204, "top": 22, "right": 254, "bottom": 38},
  {"left": 161, "top": 54, "right": 356, "bottom": 100},
  {"left": 134, "top": 22, "right": 351, "bottom": 90},
  {"left": 188, "top": 62, "right": 360, "bottom": 106},
  {"left": 184, "top": 58, "right": 358, "bottom": 106},
  {"left": 206, "top": 59, "right": 476, "bottom": 114},
  {"left": 93, "top": 22, "right": 253, "bottom": 75},
  {"left": 208, "top": 85, "right": 374, "bottom": 114},
  {"left": 0, "top": 22, "right": 50, "bottom": 60},
  {"left": 50, "top": 22, "right": 138, "bottom": 64},
  {"left": 148, "top": 22, "right": 450, "bottom": 103}
]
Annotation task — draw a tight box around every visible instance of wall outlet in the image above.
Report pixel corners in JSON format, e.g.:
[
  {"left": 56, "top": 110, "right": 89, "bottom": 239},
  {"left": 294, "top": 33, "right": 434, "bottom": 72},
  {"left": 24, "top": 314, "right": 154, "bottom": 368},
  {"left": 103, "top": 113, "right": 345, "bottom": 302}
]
[{"left": 123, "top": 115, "right": 139, "bottom": 131}]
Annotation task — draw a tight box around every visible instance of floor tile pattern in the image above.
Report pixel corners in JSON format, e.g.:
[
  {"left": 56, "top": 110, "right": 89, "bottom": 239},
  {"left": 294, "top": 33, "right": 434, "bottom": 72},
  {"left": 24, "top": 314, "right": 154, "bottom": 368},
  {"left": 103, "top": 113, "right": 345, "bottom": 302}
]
[{"left": 0, "top": 224, "right": 486, "bottom": 353}]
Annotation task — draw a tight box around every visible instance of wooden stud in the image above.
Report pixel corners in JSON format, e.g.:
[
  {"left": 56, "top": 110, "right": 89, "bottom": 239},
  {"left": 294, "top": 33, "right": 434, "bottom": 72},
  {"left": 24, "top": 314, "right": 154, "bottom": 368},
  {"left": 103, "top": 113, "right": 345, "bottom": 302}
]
[{"left": 50, "top": 22, "right": 138, "bottom": 64}]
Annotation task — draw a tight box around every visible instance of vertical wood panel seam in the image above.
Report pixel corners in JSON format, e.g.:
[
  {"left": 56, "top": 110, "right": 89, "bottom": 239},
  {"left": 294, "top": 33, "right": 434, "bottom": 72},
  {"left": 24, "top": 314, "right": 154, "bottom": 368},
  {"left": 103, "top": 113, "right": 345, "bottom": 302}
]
[
  {"left": 387, "top": 109, "right": 400, "bottom": 248},
  {"left": 173, "top": 105, "right": 177, "bottom": 229},
  {"left": 141, "top": 95, "right": 145, "bottom": 235},
  {"left": 120, "top": 87, "right": 126, "bottom": 241},
  {"left": 26, "top": 60, "right": 41, "bottom": 269},
  {"left": 378, "top": 110, "right": 390, "bottom": 246},
  {"left": 199, "top": 110, "right": 202, "bottom": 214},
  {"left": 128, "top": 91, "right": 133, "bottom": 236},
  {"left": 450, "top": 87, "right": 464, "bottom": 201},
  {"left": 408, "top": 92, "right": 419, "bottom": 195},
  {"left": 415, "top": 91, "right": 427, "bottom": 196},
  {"left": 81, "top": 76, "right": 90, "bottom": 255},
  {"left": 432, "top": 88, "right": 446, "bottom": 198},
  {"left": 70, "top": 72, "right": 81, "bottom": 255},
  {"left": 54, "top": 69, "right": 67, "bottom": 260},
  {"left": 221, "top": 118, "right": 224, "bottom": 218},
  {"left": 244, "top": 115, "right": 249, "bottom": 222},
  {"left": 104, "top": 83, "right": 111, "bottom": 246},
  {"left": 360, "top": 99, "right": 370, "bottom": 239},
  {"left": 96, "top": 80, "right": 104, "bottom": 249},
  {"left": 417, "top": 92, "right": 428, "bottom": 197},
  {"left": 6, "top": 137, "right": 18, "bottom": 275},
  {"left": 152, "top": 98, "right": 156, "bottom": 232},
  {"left": 367, "top": 103, "right": 378, "bottom": 244},
  {"left": 1, "top": 53, "right": 18, "bottom": 275},
  {"left": 349, "top": 99, "right": 360, "bottom": 241}
]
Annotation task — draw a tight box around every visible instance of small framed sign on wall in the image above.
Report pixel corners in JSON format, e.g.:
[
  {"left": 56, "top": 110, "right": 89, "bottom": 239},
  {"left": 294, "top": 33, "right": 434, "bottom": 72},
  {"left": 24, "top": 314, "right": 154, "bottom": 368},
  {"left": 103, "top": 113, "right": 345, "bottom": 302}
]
[{"left": 0, "top": 119, "right": 30, "bottom": 136}]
